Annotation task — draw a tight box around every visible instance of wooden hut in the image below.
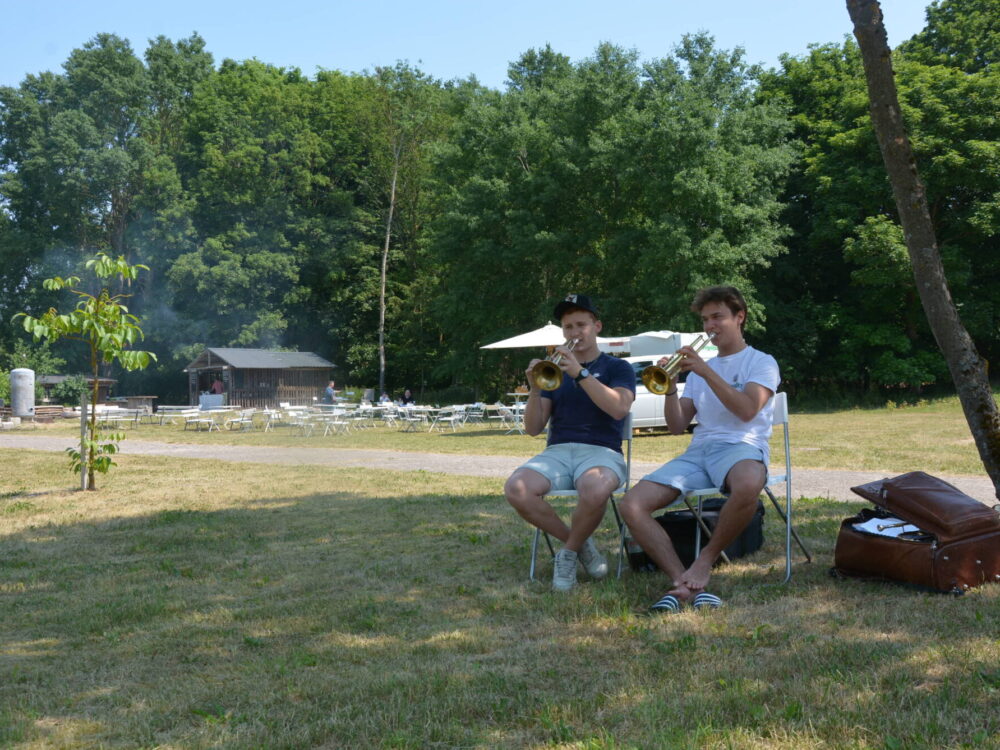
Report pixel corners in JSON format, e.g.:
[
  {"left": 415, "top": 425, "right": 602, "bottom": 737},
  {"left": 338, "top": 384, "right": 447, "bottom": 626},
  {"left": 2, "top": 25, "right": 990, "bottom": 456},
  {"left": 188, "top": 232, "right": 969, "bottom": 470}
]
[
  {"left": 183, "top": 348, "right": 335, "bottom": 408},
  {"left": 38, "top": 375, "right": 117, "bottom": 404}
]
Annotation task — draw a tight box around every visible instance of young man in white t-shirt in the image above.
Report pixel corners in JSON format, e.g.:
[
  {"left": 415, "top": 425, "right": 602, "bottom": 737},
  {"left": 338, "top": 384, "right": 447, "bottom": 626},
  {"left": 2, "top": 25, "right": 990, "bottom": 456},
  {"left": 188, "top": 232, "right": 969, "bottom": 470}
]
[{"left": 620, "top": 286, "right": 780, "bottom": 612}]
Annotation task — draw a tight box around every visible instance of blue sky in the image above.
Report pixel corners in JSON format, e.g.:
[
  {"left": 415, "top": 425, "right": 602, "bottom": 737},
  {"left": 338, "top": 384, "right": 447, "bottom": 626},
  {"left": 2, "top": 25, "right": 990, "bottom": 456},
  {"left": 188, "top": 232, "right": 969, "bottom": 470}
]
[{"left": 1, "top": 0, "right": 931, "bottom": 89}]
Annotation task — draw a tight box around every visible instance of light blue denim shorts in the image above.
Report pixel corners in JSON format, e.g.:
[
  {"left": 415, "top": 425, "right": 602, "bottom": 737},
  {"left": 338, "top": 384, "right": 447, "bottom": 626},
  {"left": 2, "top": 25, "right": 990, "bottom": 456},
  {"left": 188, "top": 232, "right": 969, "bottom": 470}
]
[
  {"left": 518, "top": 443, "right": 628, "bottom": 491},
  {"left": 643, "top": 441, "right": 766, "bottom": 494}
]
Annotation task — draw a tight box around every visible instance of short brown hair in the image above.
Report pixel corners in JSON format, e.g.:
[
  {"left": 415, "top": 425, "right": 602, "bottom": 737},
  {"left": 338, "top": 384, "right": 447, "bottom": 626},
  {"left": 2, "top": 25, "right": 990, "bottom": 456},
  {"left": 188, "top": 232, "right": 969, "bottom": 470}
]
[{"left": 691, "top": 286, "right": 748, "bottom": 331}]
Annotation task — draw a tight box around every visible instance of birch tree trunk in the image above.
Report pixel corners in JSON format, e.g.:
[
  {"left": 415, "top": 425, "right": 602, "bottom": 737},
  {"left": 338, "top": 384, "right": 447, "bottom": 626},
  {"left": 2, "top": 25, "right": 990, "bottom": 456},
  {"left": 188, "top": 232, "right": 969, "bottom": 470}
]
[
  {"left": 378, "top": 154, "right": 399, "bottom": 397},
  {"left": 847, "top": 0, "right": 1000, "bottom": 497}
]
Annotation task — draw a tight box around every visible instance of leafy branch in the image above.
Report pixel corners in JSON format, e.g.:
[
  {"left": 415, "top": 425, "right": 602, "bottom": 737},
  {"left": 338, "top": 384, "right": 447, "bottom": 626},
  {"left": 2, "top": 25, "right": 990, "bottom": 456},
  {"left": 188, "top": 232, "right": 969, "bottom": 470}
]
[{"left": 15, "top": 253, "right": 157, "bottom": 489}]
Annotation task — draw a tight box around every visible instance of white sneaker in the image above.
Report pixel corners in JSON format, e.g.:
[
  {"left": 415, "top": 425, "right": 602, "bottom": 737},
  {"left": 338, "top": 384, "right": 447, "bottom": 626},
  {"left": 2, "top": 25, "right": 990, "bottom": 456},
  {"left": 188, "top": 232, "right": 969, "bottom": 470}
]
[
  {"left": 579, "top": 538, "right": 608, "bottom": 580},
  {"left": 552, "top": 548, "right": 578, "bottom": 592}
]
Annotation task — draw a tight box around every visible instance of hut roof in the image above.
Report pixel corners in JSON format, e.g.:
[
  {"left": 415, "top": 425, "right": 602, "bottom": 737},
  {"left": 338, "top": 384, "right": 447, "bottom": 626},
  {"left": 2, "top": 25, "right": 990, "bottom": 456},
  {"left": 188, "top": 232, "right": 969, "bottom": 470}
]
[{"left": 185, "top": 348, "right": 335, "bottom": 371}]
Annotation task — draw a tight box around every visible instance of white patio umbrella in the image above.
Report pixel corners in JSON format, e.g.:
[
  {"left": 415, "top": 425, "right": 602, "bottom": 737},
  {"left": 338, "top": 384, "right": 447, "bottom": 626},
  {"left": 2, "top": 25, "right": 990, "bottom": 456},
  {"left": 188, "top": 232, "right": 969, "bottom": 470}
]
[
  {"left": 481, "top": 323, "right": 629, "bottom": 351},
  {"left": 480, "top": 323, "right": 565, "bottom": 349}
]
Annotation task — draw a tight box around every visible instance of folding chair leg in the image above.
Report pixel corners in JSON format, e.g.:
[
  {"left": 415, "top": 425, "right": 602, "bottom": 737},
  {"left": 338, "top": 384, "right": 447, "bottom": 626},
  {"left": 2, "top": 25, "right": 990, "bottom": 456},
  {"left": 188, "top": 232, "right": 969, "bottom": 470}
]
[
  {"left": 529, "top": 528, "right": 557, "bottom": 581},
  {"left": 610, "top": 495, "right": 627, "bottom": 579},
  {"left": 529, "top": 528, "right": 541, "bottom": 581},
  {"left": 763, "top": 486, "right": 813, "bottom": 583},
  {"left": 681, "top": 495, "right": 731, "bottom": 565}
]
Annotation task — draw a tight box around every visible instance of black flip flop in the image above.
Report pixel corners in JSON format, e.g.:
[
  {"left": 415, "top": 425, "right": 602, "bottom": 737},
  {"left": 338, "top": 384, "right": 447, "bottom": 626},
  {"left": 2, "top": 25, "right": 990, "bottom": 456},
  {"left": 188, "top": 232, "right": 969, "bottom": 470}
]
[
  {"left": 649, "top": 593, "right": 683, "bottom": 613},
  {"left": 692, "top": 592, "right": 723, "bottom": 609}
]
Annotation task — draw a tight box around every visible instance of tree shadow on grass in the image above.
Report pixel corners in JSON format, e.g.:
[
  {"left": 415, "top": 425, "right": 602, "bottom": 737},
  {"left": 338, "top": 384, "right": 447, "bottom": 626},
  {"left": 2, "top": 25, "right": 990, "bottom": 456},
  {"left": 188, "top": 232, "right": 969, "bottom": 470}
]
[{"left": 1, "top": 492, "right": 998, "bottom": 748}]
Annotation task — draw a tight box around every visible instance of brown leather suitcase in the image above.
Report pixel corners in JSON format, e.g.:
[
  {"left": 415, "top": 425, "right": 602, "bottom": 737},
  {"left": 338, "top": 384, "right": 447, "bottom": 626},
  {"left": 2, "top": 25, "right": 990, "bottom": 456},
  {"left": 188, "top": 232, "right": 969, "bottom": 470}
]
[{"left": 833, "top": 471, "right": 1000, "bottom": 593}]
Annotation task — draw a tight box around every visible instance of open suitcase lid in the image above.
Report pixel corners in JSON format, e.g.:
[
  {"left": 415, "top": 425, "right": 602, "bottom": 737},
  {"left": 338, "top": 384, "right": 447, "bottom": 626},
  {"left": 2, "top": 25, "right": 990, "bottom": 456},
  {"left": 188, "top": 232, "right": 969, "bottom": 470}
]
[{"left": 851, "top": 471, "right": 999, "bottom": 543}]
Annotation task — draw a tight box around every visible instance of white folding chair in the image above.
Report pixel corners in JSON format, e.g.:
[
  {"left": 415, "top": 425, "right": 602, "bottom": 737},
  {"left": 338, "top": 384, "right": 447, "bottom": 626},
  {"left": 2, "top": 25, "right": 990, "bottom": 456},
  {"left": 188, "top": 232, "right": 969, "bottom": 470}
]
[
  {"left": 653, "top": 392, "right": 812, "bottom": 583},
  {"left": 528, "top": 414, "right": 634, "bottom": 581},
  {"left": 380, "top": 405, "right": 399, "bottom": 428},
  {"left": 488, "top": 404, "right": 516, "bottom": 431},
  {"left": 399, "top": 407, "right": 426, "bottom": 432},
  {"left": 224, "top": 408, "right": 256, "bottom": 431},
  {"left": 436, "top": 405, "right": 467, "bottom": 431}
]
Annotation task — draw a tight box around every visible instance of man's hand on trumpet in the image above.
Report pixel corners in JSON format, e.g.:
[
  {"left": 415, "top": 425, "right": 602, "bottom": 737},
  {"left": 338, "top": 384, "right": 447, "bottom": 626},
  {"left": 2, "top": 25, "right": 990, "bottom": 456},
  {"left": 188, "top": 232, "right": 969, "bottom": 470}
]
[
  {"left": 653, "top": 355, "right": 678, "bottom": 395},
  {"left": 671, "top": 345, "right": 712, "bottom": 378},
  {"left": 551, "top": 344, "right": 582, "bottom": 378},
  {"left": 524, "top": 358, "right": 544, "bottom": 390}
]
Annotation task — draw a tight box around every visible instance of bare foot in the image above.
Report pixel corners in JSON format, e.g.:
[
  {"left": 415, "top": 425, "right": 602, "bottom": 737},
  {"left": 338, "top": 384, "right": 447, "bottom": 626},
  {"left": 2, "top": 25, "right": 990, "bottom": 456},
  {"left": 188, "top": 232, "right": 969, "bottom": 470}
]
[
  {"left": 680, "top": 558, "right": 713, "bottom": 592},
  {"left": 667, "top": 583, "right": 695, "bottom": 604}
]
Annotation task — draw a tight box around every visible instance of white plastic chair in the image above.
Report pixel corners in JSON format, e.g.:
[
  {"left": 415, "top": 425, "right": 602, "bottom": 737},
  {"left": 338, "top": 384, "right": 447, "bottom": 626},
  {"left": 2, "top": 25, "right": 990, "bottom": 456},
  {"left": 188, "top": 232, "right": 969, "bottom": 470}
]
[
  {"left": 488, "top": 403, "right": 516, "bottom": 431},
  {"left": 435, "top": 405, "right": 467, "bottom": 431},
  {"left": 650, "top": 392, "right": 812, "bottom": 583},
  {"left": 399, "top": 407, "right": 427, "bottom": 432},
  {"left": 529, "top": 414, "right": 634, "bottom": 581},
  {"left": 224, "top": 408, "right": 256, "bottom": 431},
  {"left": 380, "top": 405, "right": 399, "bottom": 428}
]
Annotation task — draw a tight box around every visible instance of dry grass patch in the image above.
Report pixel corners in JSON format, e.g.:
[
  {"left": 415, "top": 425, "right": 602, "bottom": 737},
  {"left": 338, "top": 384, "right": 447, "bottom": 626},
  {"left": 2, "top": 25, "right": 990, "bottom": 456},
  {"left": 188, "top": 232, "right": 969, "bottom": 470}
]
[{"left": 2, "top": 448, "right": 999, "bottom": 748}]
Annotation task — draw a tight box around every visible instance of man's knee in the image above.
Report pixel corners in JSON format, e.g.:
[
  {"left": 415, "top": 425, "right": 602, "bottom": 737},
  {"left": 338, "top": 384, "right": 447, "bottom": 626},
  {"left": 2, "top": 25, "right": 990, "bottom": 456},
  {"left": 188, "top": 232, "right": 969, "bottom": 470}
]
[
  {"left": 505, "top": 470, "right": 548, "bottom": 510},
  {"left": 619, "top": 490, "right": 643, "bottom": 522},
  {"left": 575, "top": 468, "right": 618, "bottom": 506},
  {"left": 725, "top": 460, "right": 766, "bottom": 499},
  {"left": 621, "top": 482, "right": 674, "bottom": 522},
  {"left": 504, "top": 474, "right": 532, "bottom": 509}
]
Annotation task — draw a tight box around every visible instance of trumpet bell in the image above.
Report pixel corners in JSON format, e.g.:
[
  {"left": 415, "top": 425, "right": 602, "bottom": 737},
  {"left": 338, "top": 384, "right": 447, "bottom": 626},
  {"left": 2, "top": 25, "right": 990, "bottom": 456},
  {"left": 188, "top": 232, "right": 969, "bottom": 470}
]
[
  {"left": 639, "top": 332, "right": 716, "bottom": 397},
  {"left": 529, "top": 338, "right": 579, "bottom": 391},
  {"left": 641, "top": 366, "right": 672, "bottom": 395},
  {"left": 531, "top": 360, "right": 564, "bottom": 391}
]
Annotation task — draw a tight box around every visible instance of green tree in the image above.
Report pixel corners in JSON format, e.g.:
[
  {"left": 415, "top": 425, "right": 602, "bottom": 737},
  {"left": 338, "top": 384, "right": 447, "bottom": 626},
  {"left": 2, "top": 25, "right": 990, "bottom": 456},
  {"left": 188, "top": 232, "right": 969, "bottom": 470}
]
[
  {"left": 0, "top": 32, "right": 209, "bottom": 399},
  {"left": 431, "top": 38, "right": 794, "bottom": 396},
  {"left": 170, "top": 59, "right": 371, "bottom": 370},
  {"left": 899, "top": 0, "right": 1000, "bottom": 73},
  {"left": 364, "top": 63, "right": 451, "bottom": 395},
  {"left": 757, "top": 0, "right": 1000, "bottom": 398},
  {"left": 847, "top": 0, "right": 1000, "bottom": 494},
  {"left": 16, "top": 253, "right": 156, "bottom": 489}
]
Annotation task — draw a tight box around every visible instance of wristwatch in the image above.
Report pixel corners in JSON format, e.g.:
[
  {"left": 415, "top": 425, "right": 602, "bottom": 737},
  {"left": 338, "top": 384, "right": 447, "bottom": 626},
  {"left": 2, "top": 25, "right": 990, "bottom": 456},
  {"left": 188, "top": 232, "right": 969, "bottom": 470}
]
[{"left": 575, "top": 368, "right": 591, "bottom": 383}]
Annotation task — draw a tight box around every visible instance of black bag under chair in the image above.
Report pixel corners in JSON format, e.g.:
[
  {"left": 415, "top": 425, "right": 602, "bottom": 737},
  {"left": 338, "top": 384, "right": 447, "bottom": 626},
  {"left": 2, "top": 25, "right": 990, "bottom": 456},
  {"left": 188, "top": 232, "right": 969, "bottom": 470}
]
[{"left": 627, "top": 497, "right": 765, "bottom": 572}]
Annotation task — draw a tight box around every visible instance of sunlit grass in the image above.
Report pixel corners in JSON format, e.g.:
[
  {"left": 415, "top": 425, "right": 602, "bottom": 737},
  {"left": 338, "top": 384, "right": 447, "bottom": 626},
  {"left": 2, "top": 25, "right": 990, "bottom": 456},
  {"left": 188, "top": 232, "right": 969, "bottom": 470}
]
[
  {"left": 29, "top": 391, "right": 996, "bottom": 475},
  {"left": 2, "top": 448, "right": 999, "bottom": 748}
]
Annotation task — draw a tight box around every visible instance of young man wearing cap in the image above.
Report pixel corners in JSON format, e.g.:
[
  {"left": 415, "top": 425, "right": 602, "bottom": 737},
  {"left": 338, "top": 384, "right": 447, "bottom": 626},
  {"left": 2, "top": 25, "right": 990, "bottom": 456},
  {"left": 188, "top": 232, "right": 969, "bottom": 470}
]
[
  {"left": 504, "top": 294, "right": 636, "bottom": 591},
  {"left": 620, "top": 286, "right": 780, "bottom": 612}
]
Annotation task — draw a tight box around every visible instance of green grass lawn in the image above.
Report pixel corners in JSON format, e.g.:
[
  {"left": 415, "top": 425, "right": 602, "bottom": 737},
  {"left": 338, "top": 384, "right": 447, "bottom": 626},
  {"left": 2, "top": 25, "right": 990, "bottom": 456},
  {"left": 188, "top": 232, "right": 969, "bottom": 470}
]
[
  {"left": 2, "top": 446, "right": 999, "bottom": 748},
  {"left": 28, "top": 391, "right": 996, "bottom": 475}
]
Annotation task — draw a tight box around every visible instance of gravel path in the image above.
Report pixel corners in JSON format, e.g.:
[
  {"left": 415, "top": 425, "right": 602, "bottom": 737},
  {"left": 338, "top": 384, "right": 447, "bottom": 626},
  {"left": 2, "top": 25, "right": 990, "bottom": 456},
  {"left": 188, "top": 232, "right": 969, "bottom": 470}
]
[{"left": 2, "top": 433, "right": 997, "bottom": 504}]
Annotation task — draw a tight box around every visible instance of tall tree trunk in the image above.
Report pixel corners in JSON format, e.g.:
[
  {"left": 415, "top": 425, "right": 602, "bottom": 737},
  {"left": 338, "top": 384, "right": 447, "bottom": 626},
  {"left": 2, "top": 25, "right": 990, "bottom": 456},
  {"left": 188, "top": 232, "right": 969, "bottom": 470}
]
[
  {"left": 379, "top": 157, "right": 399, "bottom": 397},
  {"left": 847, "top": 0, "right": 1000, "bottom": 497}
]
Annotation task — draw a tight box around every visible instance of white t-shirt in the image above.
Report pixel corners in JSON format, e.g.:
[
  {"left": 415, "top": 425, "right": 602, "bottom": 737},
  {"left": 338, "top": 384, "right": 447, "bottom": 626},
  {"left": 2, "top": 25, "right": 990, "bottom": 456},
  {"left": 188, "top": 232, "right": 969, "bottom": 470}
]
[{"left": 683, "top": 345, "right": 781, "bottom": 457}]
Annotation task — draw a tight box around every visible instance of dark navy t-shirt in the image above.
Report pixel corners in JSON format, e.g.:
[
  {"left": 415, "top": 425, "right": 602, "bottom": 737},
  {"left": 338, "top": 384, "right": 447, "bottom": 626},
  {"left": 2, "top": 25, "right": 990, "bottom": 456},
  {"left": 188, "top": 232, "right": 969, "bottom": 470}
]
[{"left": 541, "top": 353, "right": 636, "bottom": 453}]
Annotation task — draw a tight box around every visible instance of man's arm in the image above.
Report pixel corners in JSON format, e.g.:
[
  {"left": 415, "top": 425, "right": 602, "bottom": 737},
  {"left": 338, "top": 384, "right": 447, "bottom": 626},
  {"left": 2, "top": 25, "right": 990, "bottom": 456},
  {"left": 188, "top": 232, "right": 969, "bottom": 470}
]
[
  {"left": 679, "top": 348, "right": 774, "bottom": 422},
  {"left": 698, "top": 371, "right": 773, "bottom": 422},
  {"left": 559, "top": 351, "right": 634, "bottom": 420},
  {"left": 522, "top": 389, "right": 552, "bottom": 436},
  {"left": 577, "top": 379, "right": 634, "bottom": 420},
  {"left": 664, "top": 391, "right": 697, "bottom": 435}
]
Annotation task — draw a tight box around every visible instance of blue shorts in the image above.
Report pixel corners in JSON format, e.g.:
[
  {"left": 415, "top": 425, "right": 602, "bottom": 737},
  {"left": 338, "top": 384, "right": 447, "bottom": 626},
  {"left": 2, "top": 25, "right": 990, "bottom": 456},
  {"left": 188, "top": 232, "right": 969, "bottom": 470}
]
[
  {"left": 643, "top": 441, "right": 766, "bottom": 494},
  {"left": 518, "top": 443, "right": 628, "bottom": 492}
]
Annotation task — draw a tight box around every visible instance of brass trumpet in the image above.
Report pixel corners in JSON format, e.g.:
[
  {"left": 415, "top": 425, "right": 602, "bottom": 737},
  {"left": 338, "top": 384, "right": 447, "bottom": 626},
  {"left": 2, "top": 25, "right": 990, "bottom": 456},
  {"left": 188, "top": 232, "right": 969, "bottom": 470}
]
[
  {"left": 640, "top": 333, "right": 716, "bottom": 395},
  {"left": 531, "top": 339, "right": 579, "bottom": 391}
]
